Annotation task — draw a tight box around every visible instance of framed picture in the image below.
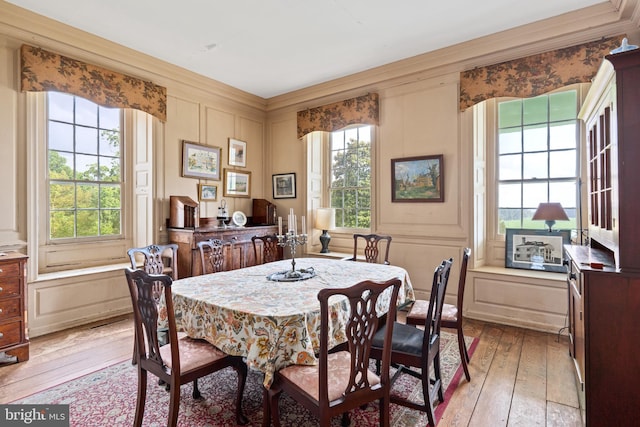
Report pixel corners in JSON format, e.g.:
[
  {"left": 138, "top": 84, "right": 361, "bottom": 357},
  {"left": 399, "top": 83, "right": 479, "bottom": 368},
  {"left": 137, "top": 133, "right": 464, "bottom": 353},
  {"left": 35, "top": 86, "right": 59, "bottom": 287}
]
[
  {"left": 505, "top": 228, "right": 571, "bottom": 273},
  {"left": 223, "top": 168, "right": 251, "bottom": 198},
  {"left": 228, "top": 138, "right": 247, "bottom": 167},
  {"left": 182, "top": 140, "right": 221, "bottom": 180},
  {"left": 272, "top": 173, "right": 296, "bottom": 199},
  {"left": 391, "top": 154, "right": 444, "bottom": 202},
  {"left": 198, "top": 184, "right": 217, "bottom": 201}
]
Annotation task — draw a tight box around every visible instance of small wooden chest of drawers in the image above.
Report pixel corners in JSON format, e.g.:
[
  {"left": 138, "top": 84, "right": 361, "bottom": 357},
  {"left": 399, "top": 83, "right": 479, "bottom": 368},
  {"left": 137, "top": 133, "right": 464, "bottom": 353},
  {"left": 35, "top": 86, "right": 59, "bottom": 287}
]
[{"left": 0, "top": 252, "right": 29, "bottom": 363}]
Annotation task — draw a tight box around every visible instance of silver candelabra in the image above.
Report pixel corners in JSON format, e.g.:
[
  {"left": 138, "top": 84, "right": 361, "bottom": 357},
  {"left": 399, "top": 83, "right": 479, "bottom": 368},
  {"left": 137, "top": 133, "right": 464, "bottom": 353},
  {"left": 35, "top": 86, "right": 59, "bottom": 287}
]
[{"left": 277, "top": 231, "right": 308, "bottom": 279}]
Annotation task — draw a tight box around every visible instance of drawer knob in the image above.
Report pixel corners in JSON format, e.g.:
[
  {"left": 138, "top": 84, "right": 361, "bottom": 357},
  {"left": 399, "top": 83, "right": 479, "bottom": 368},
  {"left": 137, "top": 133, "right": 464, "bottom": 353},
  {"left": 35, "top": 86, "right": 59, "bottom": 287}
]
[
  {"left": 0, "top": 332, "right": 3, "bottom": 338},
  {"left": 0, "top": 308, "right": 2, "bottom": 314},
  {"left": 0, "top": 287, "right": 3, "bottom": 292}
]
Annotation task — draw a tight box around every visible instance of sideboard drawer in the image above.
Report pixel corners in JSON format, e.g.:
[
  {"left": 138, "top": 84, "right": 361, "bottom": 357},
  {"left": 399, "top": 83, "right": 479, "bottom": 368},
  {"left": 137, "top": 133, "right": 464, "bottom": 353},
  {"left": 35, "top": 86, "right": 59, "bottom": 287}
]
[
  {"left": 0, "top": 261, "right": 20, "bottom": 279},
  {"left": 0, "top": 298, "right": 20, "bottom": 321},
  {"left": 0, "top": 277, "right": 21, "bottom": 299},
  {"left": 0, "top": 320, "right": 22, "bottom": 347}
]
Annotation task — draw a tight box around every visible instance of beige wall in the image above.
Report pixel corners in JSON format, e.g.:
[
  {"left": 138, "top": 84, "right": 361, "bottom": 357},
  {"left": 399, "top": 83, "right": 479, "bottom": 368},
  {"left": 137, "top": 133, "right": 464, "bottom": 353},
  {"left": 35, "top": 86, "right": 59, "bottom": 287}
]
[{"left": 1, "top": 0, "right": 639, "bottom": 336}]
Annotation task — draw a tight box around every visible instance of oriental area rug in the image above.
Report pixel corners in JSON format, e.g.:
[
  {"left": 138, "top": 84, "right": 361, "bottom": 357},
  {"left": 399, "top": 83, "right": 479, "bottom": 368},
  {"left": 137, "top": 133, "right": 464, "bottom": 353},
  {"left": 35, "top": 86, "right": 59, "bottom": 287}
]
[{"left": 13, "top": 332, "right": 478, "bottom": 427}]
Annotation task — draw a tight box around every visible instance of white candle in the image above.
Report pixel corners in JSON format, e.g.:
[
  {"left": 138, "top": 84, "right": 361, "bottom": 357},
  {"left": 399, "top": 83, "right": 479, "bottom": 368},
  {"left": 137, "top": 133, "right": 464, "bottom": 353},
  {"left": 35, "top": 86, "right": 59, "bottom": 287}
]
[
  {"left": 293, "top": 215, "right": 297, "bottom": 235},
  {"left": 278, "top": 216, "right": 282, "bottom": 235},
  {"left": 301, "top": 216, "right": 306, "bottom": 234},
  {"left": 288, "top": 214, "right": 292, "bottom": 232}
]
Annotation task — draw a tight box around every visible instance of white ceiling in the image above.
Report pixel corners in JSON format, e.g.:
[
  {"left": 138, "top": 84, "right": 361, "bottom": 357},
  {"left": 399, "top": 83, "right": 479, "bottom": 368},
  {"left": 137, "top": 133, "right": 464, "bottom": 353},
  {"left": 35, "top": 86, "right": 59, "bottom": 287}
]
[{"left": 7, "top": 0, "right": 605, "bottom": 98}]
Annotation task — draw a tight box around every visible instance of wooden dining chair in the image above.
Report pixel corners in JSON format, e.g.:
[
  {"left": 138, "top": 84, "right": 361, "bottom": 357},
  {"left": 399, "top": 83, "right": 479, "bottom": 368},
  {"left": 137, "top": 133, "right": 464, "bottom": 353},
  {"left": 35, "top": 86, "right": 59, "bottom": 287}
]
[
  {"left": 127, "top": 244, "right": 179, "bottom": 365},
  {"left": 406, "top": 247, "right": 472, "bottom": 381},
  {"left": 197, "top": 238, "right": 226, "bottom": 274},
  {"left": 263, "top": 277, "right": 402, "bottom": 427},
  {"left": 252, "top": 234, "right": 280, "bottom": 264},
  {"left": 370, "top": 258, "right": 452, "bottom": 426},
  {"left": 343, "top": 233, "right": 392, "bottom": 265},
  {"left": 124, "top": 268, "right": 248, "bottom": 427}
]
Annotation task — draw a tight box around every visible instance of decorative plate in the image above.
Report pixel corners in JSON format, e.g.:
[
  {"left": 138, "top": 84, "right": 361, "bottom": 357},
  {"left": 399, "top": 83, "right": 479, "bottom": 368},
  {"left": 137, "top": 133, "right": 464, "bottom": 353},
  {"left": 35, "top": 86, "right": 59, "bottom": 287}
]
[{"left": 232, "top": 211, "right": 247, "bottom": 227}]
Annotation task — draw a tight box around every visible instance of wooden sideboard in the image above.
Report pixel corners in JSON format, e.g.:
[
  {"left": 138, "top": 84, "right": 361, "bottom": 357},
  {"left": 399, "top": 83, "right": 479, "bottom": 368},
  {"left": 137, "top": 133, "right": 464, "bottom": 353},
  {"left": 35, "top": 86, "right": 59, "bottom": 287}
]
[
  {"left": 169, "top": 225, "right": 280, "bottom": 278},
  {"left": 0, "top": 252, "right": 29, "bottom": 364}
]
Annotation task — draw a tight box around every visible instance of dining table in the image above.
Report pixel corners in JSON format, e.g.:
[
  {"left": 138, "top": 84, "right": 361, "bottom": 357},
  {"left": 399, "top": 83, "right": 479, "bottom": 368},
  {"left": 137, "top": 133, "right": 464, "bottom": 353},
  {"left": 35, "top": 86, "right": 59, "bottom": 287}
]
[{"left": 158, "top": 257, "right": 415, "bottom": 387}]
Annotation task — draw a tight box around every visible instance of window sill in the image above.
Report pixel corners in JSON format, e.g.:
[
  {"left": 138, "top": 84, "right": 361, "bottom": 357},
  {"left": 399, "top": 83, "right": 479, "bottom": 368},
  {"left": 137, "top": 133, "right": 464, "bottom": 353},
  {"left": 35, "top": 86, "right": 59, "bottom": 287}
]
[
  {"left": 470, "top": 265, "right": 566, "bottom": 282},
  {"left": 34, "top": 262, "right": 130, "bottom": 283}
]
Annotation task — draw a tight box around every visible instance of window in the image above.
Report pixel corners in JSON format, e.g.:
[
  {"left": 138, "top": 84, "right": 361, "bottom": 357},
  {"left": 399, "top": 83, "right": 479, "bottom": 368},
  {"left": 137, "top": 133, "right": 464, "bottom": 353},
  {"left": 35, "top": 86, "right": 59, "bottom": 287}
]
[
  {"left": 329, "top": 125, "right": 371, "bottom": 229},
  {"left": 497, "top": 91, "right": 578, "bottom": 233},
  {"left": 47, "top": 92, "right": 122, "bottom": 240}
]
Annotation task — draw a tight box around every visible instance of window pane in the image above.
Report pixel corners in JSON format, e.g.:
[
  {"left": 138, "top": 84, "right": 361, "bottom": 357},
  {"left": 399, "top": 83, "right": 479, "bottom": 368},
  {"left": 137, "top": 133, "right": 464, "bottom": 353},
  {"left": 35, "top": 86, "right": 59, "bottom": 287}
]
[
  {"left": 75, "top": 97, "right": 97, "bottom": 127},
  {"left": 523, "top": 152, "right": 548, "bottom": 179},
  {"left": 50, "top": 211, "right": 75, "bottom": 239},
  {"left": 498, "top": 208, "right": 522, "bottom": 232},
  {"left": 522, "top": 182, "right": 548, "bottom": 208},
  {"left": 100, "top": 184, "right": 121, "bottom": 208},
  {"left": 48, "top": 92, "right": 74, "bottom": 122},
  {"left": 76, "top": 126, "right": 98, "bottom": 155},
  {"left": 100, "top": 157, "right": 121, "bottom": 182},
  {"left": 523, "top": 124, "right": 547, "bottom": 152},
  {"left": 499, "top": 154, "right": 521, "bottom": 180},
  {"left": 99, "top": 106, "right": 120, "bottom": 130},
  {"left": 550, "top": 121, "right": 577, "bottom": 150},
  {"left": 498, "top": 99, "right": 522, "bottom": 128},
  {"left": 100, "top": 210, "right": 121, "bottom": 235},
  {"left": 499, "top": 183, "right": 521, "bottom": 208},
  {"left": 76, "top": 154, "right": 99, "bottom": 181},
  {"left": 549, "top": 91, "right": 577, "bottom": 121},
  {"left": 49, "top": 151, "right": 74, "bottom": 179},
  {"left": 48, "top": 121, "right": 74, "bottom": 152},
  {"left": 498, "top": 128, "right": 521, "bottom": 154},
  {"left": 77, "top": 210, "right": 99, "bottom": 236},
  {"left": 99, "top": 130, "right": 120, "bottom": 156},
  {"left": 550, "top": 181, "right": 577, "bottom": 208},
  {"left": 77, "top": 183, "right": 99, "bottom": 209},
  {"left": 357, "top": 188, "right": 370, "bottom": 208},
  {"left": 50, "top": 182, "right": 75, "bottom": 209},
  {"left": 550, "top": 150, "right": 576, "bottom": 178},
  {"left": 523, "top": 95, "right": 547, "bottom": 125}
]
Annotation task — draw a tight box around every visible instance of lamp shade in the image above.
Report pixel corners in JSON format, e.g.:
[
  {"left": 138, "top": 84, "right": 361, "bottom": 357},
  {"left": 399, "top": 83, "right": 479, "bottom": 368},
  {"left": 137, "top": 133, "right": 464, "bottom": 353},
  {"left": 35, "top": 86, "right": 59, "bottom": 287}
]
[
  {"left": 532, "top": 202, "right": 569, "bottom": 221},
  {"left": 532, "top": 202, "right": 568, "bottom": 231},
  {"left": 315, "top": 208, "right": 335, "bottom": 230}
]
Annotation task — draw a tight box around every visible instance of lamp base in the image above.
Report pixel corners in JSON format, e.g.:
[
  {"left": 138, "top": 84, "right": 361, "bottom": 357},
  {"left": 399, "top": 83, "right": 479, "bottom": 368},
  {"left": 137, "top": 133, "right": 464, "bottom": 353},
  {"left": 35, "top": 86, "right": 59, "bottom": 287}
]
[
  {"left": 319, "top": 230, "right": 331, "bottom": 253},
  {"left": 545, "top": 219, "right": 556, "bottom": 232}
]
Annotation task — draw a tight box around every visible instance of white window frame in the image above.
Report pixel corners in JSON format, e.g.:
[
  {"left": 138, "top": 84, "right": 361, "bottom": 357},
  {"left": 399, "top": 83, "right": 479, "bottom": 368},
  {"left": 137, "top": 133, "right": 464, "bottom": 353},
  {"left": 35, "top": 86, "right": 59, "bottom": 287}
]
[
  {"left": 475, "top": 84, "right": 589, "bottom": 267},
  {"left": 27, "top": 92, "right": 134, "bottom": 274}
]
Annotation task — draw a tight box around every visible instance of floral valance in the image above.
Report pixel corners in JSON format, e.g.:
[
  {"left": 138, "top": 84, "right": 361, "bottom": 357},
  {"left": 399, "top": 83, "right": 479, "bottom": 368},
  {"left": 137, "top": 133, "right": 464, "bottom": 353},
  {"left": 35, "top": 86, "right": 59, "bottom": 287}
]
[
  {"left": 297, "top": 93, "right": 379, "bottom": 139},
  {"left": 20, "top": 44, "right": 167, "bottom": 122},
  {"left": 459, "top": 35, "right": 625, "bottom": 111}
]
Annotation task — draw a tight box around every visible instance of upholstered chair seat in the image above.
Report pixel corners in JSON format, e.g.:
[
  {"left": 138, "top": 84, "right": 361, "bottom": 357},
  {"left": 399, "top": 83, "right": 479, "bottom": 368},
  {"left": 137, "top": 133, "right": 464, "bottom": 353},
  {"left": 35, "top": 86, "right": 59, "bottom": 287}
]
[
  {"left": 278, "top": 351, "right": 381, "bottom": 402},
  {"left": 159, "top": 336, "right": 228, "bottom": 373}
]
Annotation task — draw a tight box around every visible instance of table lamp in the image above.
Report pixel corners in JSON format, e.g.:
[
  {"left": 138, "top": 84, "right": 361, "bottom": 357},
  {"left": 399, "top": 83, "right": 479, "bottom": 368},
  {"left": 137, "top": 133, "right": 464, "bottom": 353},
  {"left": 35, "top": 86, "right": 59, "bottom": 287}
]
[
  {"left": 315, "top": 208, "right": 336, "bottom": 253},
  {"left": 532, "top": 202, "right": 568, "bottom": 231}
]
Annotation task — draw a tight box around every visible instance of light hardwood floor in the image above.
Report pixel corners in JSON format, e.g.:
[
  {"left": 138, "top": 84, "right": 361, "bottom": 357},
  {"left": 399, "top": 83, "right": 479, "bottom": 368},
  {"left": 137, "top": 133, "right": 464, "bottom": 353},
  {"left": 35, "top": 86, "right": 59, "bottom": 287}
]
[{"left": 0, "top": 314, "right": 582, "bottom": 426}]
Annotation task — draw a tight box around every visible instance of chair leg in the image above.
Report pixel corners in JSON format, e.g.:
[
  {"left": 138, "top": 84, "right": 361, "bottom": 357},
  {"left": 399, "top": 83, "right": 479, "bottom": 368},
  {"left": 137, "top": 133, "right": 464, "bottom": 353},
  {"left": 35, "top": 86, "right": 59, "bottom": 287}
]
[
  {"left": 267, "top": 386, "right": 283, "bottom": 427},
  {"left": 234, "top": 361, "right": 248, "bottom": 425},
  {"left": 133, "top": 369, "right": 147, "bottom": 427},
  {"left": 341, "top": 412, "right": 350, "bottom": 426},
  {"left": 192, "top": 379, "right": 201, "bottom": 399},
  {"left": 457, "top": 327, "right": 471, "bottom": 381},
  {"left": 379, "top": 397, "right": 390, "bottom": 427},
  {"left": 167, "top": 379, "right": 181, "bottom": 427}
]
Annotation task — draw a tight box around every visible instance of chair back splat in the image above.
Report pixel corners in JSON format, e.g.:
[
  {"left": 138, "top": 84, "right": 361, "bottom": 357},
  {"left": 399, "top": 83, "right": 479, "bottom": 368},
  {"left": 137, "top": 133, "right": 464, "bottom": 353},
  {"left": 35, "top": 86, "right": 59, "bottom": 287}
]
[
  {"left": 124, "top": 268, "right": 247, "bottom": 427},
  {"left": 264, "top": 278, "right": 402, "bottom": 427},
  {"left": 370, "top": 258, "right": 453, "bottom": 426},
  {"left": 252, "top": 234, "right": 280, "bottom": 264},
  {"left": 344, "top": 233, "right": 392, "bottom": 265},
  {"left": 197, "top": 238, "right": 226, "bottom": 274}
]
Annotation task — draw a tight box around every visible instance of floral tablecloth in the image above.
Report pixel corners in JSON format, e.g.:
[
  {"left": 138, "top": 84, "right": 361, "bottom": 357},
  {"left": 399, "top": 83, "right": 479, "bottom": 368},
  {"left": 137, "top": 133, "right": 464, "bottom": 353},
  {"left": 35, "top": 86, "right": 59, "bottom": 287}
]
[{"left": 158, "top": 257, "right": 414, "bottom": 387}]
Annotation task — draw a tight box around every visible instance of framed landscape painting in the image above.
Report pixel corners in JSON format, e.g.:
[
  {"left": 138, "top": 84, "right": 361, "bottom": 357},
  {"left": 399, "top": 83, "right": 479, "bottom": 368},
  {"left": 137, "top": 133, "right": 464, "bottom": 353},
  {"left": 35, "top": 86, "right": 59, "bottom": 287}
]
[
  {"left": 228, "top": 138, "right": 247, "bottom": 167},
  {"left": 182, "top": 140, "right": 221, "bottom": 180},
  {"left": 272, "top": 173, "right": 296, "bottom": 199},
  {"left": 505, "top": 228, "right": 571, "bottom": 273},
  {"left": 223, "top": 169, "right": 251, "bottom": 198},
  {"left": 198, "top": 184, "right": 217, "bottom": 201},
  {"left": 391, "top": 155, "right": 444, "bottom": 202}
]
